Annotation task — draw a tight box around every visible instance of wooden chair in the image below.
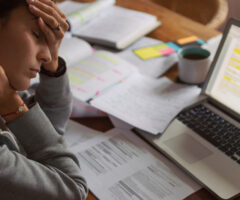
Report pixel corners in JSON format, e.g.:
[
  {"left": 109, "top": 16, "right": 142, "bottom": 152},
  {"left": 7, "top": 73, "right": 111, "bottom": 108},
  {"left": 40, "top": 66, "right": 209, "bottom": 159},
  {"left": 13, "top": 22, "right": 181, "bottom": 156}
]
[{"left": 150, "top": 0, "right": 229, "bottom": 29}]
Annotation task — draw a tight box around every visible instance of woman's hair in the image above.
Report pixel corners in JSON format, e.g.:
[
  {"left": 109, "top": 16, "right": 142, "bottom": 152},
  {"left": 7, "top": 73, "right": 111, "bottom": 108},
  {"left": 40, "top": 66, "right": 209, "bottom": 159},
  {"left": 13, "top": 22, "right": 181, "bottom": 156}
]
[{"left": 0, "top": 0, "right": 27, "bottom": 20}]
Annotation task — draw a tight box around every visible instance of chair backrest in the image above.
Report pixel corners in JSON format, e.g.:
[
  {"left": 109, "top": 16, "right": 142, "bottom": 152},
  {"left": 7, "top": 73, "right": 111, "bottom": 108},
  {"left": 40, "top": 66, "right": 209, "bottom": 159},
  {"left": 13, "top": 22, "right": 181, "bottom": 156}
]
[{"left": 151, "top": 0, "right": 228, "bottom": 29}]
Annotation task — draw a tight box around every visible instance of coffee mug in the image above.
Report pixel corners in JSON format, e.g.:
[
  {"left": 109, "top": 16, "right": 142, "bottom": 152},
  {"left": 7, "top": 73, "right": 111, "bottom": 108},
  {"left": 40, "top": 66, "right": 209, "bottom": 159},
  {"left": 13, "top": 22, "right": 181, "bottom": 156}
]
[{"left": 177, "top": 46, "right": 211, "bottom": 84}]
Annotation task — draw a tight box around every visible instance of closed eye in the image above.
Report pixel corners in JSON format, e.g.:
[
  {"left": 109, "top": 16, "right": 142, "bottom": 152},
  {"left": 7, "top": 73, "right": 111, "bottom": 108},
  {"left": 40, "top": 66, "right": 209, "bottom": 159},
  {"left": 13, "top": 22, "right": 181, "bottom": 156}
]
[{"left": 32, "top": 31, "right": 40, "bottom": 39}]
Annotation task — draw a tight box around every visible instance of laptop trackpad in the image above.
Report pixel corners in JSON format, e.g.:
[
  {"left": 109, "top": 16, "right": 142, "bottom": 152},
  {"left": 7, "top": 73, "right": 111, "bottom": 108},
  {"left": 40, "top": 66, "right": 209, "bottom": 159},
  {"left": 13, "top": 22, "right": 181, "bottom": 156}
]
[{"left": 164, "top": 133, "right": 213, "bottom": 164}]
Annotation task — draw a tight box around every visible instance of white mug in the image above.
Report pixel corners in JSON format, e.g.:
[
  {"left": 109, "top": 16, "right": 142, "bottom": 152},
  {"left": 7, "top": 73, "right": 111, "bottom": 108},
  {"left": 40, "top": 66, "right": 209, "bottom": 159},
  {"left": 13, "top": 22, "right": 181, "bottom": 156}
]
[{"left": 178, "top": 46, "right": 211, "bottom": 84}]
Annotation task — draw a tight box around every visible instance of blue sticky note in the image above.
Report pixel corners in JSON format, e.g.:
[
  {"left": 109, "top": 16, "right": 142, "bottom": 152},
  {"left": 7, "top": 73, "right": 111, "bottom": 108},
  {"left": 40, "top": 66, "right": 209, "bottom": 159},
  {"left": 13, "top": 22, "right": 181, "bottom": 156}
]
[
  {"left": 197, "top": 39, "right": 206, "bottom": 45},
  {"left": 166, "top": 42, "right": 180, "bottom": 51}
]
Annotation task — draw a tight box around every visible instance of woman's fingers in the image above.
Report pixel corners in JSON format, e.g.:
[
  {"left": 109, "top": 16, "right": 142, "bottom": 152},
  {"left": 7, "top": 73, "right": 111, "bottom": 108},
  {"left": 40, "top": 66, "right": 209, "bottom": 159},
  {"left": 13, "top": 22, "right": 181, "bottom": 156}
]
[
  {"left": 38, "top": 0, "right": 67, "bottom": 19},
  {"left": 28, "top": 5, "right": 66, "bottom": 37},
  {"left": 27, "top": 0, "right": 69, "bottom": 33},
  {"left": 0, "top": 66, "right": 15, "bottom": 93},
  {"left": 38, "top": 17, "right": 58, "bottom": 42}
]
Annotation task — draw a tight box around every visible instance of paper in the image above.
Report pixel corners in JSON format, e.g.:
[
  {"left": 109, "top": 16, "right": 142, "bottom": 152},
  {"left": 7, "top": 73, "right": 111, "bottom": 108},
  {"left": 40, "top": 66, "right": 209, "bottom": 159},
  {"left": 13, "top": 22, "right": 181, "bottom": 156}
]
[
  {"left": 91, "top": 74, "right": 201, "bottom": 134},
  {"left": 68, "top": 50, "right": 137, "bottom": 101},
  {"left": 108, "top": 114, "right": 134, "bottom": 130},
  {"left": 71, "top": 98, "right": 107, "bottom": 118},
  {"left": 57, "top": 0, "right": 115, "bottom": 31},
  {"left": 65, "top": 120, "right": 101, "bottom": 148},
  {"left": 202, "top": 34, "right": 222, "bottom": 60},
  {"left": 71, "top": 5, "right": 160, "bottom": 49},
  {"left": 65, "top": 121, "right": 201, "bottom": 200},
  {"left": 59, "top": 36, "right": 93, "bottom": 66}
]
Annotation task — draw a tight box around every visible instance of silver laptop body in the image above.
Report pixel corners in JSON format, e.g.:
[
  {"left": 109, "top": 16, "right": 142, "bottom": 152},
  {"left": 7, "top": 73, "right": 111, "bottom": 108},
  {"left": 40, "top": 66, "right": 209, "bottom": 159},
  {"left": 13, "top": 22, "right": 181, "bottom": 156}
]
[{"left": 145, "top": 19, "right": 240, "bottom": 200}]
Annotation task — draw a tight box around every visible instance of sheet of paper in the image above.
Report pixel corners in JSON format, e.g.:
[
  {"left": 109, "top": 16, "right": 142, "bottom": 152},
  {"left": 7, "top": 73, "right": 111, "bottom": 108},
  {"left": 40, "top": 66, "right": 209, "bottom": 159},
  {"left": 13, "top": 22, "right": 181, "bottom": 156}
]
[
  {"left": 65, "top": 121, "right": 201, "bottom": 200},
  {"left": 108, "top": 114, "right": 134, "bottom": 130},
  {"left": 57, "top": 0, "right": 115, "bottom": 32},
  {"left": 65, "top": 120, "right": 101, "bottom": 148},
  {"left": 71, "top": 98, "right": 107, "bottom": 118},
  {"left": 72, "top": 6, "right": 160, "bottom": 49},
  {"left": 91, "top": 74, "right": 201, "bottom": 134},
  {"left": 59, "top": 36, "right": 94, "bottom": 66},
  {"left": 116, "top": 37, "right": 178, "bottom": 78},
  {"left": 202, "top": 34, "right": 222, "bottom": 60},
  {"left": 68, "top": 50, "right": 137, "bottom": 101}
]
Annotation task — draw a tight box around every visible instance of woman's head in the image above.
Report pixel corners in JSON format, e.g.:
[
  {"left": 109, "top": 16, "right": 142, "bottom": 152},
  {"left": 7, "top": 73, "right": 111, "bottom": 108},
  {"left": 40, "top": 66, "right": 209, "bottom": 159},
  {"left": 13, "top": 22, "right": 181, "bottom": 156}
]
[
  {"left": 0, "top": 0, "right": 51, "bottom": 91},
  {"left": 0, "top": 0, "right": 28, "bottom": 24}
]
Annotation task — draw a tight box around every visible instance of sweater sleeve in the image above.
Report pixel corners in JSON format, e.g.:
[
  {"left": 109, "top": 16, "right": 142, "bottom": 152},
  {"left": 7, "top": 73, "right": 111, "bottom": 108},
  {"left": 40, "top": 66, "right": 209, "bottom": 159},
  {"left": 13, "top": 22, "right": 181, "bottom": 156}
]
[
  {"left": 35, "top": 58, "right": 72, "bottom": 135},
  {"left": 2, "top": 103, "right": 88, "bottom": 200}
]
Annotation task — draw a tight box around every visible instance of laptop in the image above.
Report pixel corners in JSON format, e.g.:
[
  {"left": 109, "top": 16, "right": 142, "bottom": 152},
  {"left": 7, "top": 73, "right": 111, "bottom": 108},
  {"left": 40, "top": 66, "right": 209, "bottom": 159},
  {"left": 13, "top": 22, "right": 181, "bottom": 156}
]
[{"left": 140, "top": 18, "right": 240, "bottom": 200}]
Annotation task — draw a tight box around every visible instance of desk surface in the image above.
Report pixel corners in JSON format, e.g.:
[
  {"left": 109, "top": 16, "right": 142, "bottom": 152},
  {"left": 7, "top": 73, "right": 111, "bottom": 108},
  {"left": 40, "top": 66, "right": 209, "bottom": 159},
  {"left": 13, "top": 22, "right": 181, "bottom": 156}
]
[{"left": 57, "top": 0, "right": 239, "bottom": 199}]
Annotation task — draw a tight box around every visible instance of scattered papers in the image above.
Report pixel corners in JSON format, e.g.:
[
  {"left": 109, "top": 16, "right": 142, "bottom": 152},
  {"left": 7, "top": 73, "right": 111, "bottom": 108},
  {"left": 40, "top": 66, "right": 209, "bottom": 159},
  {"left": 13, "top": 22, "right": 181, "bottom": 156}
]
[
  {"left": 91, "top": 74, "right": 201, "bottom": 135},
  {"left": 65, "top": 120, "right": 201, "bottom": 200}
]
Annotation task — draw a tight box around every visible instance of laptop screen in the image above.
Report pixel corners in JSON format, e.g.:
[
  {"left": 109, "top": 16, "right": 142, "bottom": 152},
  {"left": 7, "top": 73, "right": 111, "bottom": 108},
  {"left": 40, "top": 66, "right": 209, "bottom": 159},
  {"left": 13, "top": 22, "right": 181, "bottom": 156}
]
[{"left": 205, "top": 23, "right": 240, "bottom": 115}]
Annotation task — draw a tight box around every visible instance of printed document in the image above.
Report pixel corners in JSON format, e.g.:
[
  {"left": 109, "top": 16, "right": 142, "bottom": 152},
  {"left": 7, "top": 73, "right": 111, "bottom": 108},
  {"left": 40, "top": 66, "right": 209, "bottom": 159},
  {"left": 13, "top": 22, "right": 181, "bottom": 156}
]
[{"left": 65, "top": 120, "right": 201, "bottom": 200}]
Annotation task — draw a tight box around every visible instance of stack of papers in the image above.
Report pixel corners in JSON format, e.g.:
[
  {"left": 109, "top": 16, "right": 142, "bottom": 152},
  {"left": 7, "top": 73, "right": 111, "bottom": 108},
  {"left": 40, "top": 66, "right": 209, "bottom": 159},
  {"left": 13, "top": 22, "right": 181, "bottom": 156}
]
[{"left": 65, "top": 120, "right": 201, "bottom": 200}]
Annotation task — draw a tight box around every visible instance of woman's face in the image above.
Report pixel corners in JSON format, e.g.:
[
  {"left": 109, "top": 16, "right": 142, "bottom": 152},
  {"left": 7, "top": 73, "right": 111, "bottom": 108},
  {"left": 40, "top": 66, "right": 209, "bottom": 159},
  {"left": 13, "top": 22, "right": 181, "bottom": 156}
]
[{"left": 0, "top": 6, "right": 51, "bottom": 91}]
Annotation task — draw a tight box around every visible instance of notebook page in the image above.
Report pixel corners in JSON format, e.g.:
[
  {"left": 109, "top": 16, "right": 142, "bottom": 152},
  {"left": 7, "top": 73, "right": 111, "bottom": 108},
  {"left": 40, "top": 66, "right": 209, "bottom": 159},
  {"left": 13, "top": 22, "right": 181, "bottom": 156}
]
[
  {"left": 59, "top": 36, "right": 93, "bottom": 66},
  {"left": 73, "top": 6, "right": 160, "bottom": 49},
  {"left": 68, "top": 50, "right": 137, "bottom": 102},
  {"left": 57, "top": 0, "right": 115, "bottom": 31},
  {"left": 91, "top": 74, "right": 201, "bottom": 134}
]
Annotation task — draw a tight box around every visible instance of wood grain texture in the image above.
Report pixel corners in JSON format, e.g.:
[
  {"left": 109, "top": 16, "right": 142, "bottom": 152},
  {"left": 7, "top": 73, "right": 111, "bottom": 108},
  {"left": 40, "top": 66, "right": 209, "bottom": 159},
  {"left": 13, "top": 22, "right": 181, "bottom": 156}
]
[{"left": 57, "top": 1, "right": 239, "bottom": 199}]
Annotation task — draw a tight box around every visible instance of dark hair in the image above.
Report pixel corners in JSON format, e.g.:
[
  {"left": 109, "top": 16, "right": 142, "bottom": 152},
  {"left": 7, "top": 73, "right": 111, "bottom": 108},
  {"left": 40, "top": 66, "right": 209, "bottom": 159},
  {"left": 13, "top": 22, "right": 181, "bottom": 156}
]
[{"left": 0, "top": 0, "right": 27, "bottom": 19}]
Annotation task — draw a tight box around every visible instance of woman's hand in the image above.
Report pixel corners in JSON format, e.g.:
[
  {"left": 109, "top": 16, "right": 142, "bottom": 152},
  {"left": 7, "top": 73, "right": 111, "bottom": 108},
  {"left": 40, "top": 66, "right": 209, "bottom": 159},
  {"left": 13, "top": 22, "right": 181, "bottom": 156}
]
[
  {"left": 0, "top": 65, "right": 16, "bottom": 107},
  {"left": 0, "top": 66, "right": 28, "bottom": 122},
  {"left": 27, "top": 0, "right": 69, "bottom": 72}
]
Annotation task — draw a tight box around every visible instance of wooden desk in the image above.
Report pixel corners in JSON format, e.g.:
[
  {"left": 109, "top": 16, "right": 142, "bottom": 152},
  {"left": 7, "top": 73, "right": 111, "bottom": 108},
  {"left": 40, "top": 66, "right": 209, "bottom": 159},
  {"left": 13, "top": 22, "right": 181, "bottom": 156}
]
[{"left": 57, "top": 0, "right": 239, "bottom": 199}]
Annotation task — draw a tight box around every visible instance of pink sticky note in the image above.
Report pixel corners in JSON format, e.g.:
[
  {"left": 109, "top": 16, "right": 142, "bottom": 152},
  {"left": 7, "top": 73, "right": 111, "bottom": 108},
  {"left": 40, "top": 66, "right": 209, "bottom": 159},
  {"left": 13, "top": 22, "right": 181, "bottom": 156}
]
[{"left": 160, "top": 48, "right": 175, "bottom": 55}]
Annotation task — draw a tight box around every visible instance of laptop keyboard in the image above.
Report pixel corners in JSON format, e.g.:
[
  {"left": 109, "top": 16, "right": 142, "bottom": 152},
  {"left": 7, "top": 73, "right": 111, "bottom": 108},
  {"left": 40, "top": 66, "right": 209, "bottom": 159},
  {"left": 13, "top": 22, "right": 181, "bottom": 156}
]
[{"left": 177, "top": 104, "right": 240, "bottom": 165}]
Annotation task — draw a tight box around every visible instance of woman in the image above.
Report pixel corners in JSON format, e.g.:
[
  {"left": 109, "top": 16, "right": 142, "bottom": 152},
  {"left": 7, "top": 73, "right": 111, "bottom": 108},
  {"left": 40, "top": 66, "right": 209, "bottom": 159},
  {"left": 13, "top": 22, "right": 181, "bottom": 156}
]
[{"left": 0, "top": 0, "right": 88, "bottom": 199}]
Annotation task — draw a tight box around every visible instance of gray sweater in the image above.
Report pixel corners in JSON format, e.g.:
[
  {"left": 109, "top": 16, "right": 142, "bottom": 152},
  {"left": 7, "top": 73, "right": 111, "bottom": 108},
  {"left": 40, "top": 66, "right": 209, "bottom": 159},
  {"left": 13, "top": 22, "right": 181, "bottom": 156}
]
[{"left": 0, "top": 64, "right": 88, "bottom": 199}]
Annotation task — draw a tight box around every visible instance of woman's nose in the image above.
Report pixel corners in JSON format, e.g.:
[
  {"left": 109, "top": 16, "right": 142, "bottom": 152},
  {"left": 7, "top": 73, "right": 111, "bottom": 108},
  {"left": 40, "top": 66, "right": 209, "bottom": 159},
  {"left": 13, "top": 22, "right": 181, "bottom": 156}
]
[{"left": 37, "top": 45, "right": 52, "bottom": 64}]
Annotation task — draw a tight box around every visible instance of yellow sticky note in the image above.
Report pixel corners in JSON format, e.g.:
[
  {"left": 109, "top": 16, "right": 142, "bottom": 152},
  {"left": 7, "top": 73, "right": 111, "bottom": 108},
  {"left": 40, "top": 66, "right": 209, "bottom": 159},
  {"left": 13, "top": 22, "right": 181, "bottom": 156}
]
[
  {"left": 133, "top": 44, "right": 171, "bottom": 60},
  {"left": 177, "top": 36, "right": 198, "bottom": 45}
]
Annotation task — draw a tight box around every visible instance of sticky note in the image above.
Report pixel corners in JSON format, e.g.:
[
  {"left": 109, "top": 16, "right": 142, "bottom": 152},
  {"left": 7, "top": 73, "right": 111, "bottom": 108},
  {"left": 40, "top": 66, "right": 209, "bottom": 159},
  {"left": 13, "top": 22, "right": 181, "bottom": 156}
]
[
  {"left": 133, "top": 43, "right": 175, "bottom": 60},
  {"left": 166, "top": 42, "right": 180, "bottom": 51},
  {"left": 160, "top": 47, "right": 175, "bottom": 55},
  {"left": 177, "top": 36, "right": 198, "bottom": 45},
  {"left": 197, "top": 39, "right": 206, "bottom": 45}
]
